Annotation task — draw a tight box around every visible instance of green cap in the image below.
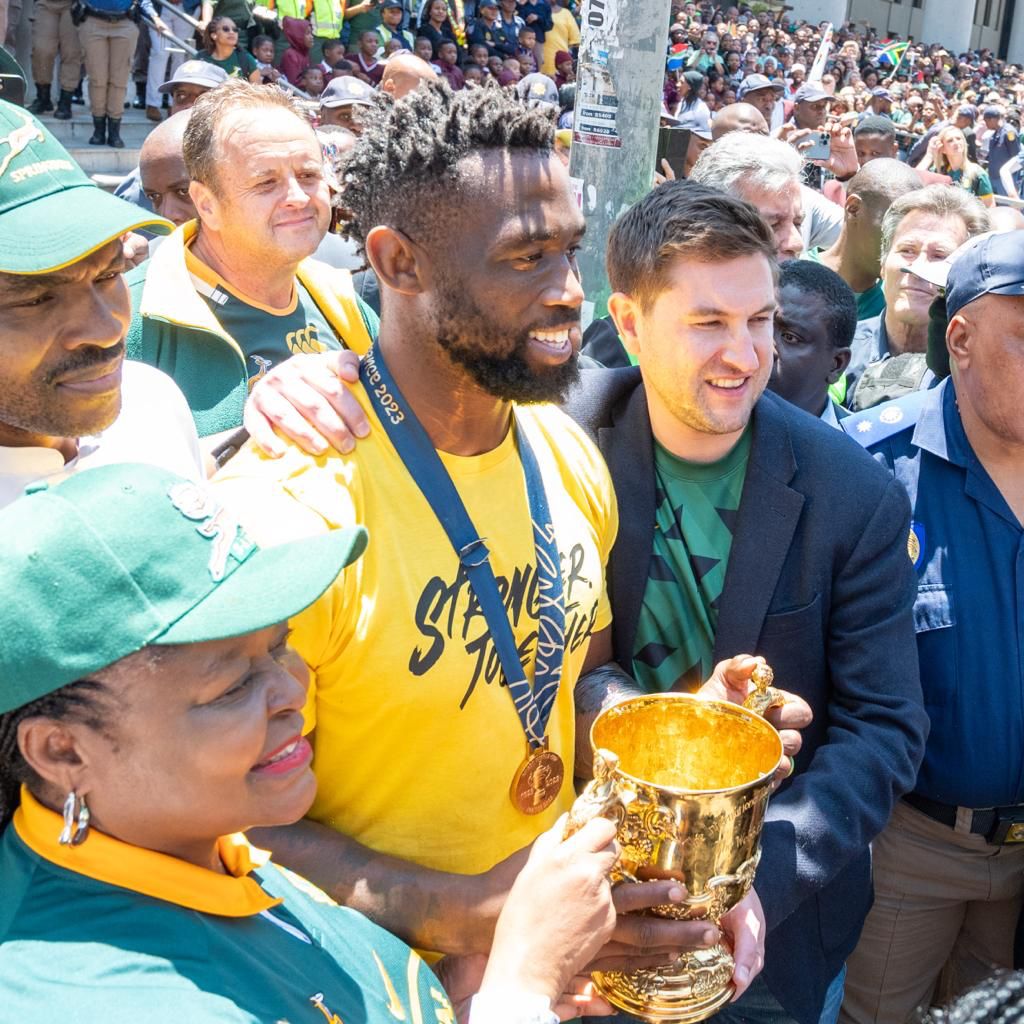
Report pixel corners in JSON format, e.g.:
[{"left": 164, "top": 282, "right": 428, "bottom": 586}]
[
  {"left": 0, "top": 97, "right": 172, "bottom": 274},
  {"left": 0, "top": 463, "right": 368, "bottom": 714}
]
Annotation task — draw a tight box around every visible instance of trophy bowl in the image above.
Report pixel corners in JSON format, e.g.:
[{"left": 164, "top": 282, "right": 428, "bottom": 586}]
[{"left": 577, "top": 690, "right": 783, "bottom": 1023}]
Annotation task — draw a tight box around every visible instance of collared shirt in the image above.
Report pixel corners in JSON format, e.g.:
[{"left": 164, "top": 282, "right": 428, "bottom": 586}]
[
  {"left": 866, "top": 379, "right": 1024, "bottom": 807},
  {"left": 819, "top": 398, "right": 842, "bottom": 429},
  {"left": 0, "top": 362, "right": 203, "bottom": 509},
  {"left": 0, "top": 789, "right": 452, "bottom": 1023},
  {"left": 848, "top": 313, "right": 890, "bottom": 388}
]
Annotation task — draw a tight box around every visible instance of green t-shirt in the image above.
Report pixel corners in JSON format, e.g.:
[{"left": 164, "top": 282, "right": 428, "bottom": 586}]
[
  {"left": 948, "top": 166, "right": 994, "bottom": 198},
  {"left": 200, "top": 48, "right": 258, "bottom": 78},
  {"left": 187, "top": 250, "right": 375, "bottom": 385},
  {"left": 0, "top": 794, "right": 455, "bottom": 1024},
  {"left": 346, "top": 6, "right": 381, "bottom": 38},
  {"left": 632, "top": 430, "right": 751, "bottom": 693}
]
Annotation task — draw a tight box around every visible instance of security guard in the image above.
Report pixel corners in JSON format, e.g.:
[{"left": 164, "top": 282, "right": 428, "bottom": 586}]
[
  {"left": 983, "top": 105, "right": 1020, "bottom": 198},
  {"left": 841, "top": 231, "right": 1024, "bottom": 1024},
  {"left": 77, "top": 0, "right": 166, "bottom": 147},
  {"left": 375, "top": 0, "right": 414, "bottom": 51},
  {"left": 27, "top": 0, "right": 83, "bottom": 119}
]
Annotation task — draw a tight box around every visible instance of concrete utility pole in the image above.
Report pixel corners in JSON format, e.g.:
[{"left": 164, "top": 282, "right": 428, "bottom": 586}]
[{"left": 568, "top": 0, "right": 673, "bottom": 329}]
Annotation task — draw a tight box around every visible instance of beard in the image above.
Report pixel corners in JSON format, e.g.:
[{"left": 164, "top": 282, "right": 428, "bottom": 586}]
[{"left": 429, "top": 273, "right": 580, "bottom": 405}]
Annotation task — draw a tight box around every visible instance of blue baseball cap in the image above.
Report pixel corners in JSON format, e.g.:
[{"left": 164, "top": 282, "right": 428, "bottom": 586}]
[{"left": 946, "top": 231, "right": 1024, "bottom": 317}]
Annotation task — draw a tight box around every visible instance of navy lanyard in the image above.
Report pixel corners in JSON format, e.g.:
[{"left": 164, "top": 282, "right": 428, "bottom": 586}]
[{"left": 360, "top": 345, "right": 565, "bottom": 747}]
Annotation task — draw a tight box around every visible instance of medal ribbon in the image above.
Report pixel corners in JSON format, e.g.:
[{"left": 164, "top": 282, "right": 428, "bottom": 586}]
[{"left": 359, "top": 346, "right": 565, "bottom": 748}]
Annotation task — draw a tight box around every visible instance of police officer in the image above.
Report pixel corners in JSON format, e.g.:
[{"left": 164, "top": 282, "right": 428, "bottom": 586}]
[
  {"left": 841, "top": 231, "right": 1024, "bottom": 1024},
  {"left": 27, "top": 0, "right": 83, "bottom": 119},
  {"left": 78, "top": 0, "right": 166, "bottom": 147},
  {"left": 983, "top": 105, "right": 1020, "bottom": 198}
]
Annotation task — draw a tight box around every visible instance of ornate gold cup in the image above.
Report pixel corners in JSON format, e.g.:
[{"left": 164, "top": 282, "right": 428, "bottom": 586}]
[{"left": 568, "top": 673, "right": 783, "bottom": 1023}]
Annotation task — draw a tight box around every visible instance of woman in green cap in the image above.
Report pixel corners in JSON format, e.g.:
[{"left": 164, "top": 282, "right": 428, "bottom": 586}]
[{"left": 0, "top": 463, "right": 621, "bottom": 1024}]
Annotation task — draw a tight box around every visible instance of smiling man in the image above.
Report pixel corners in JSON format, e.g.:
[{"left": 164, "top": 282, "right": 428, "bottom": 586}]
[
  {"left": 845, "top": 185, "right": 988, "bottom": 410},
  {"left": 213, "top": 85, "right": 769, "bottom": 991},
  {"left": 0, "top": 98, "right": 200, "bottom": 507},
  {"left": 126, "top": 79, "right": 380, "bottom": 439},
  {"left": 564, "top": 181, "right": 927, "bottom": 1024}
]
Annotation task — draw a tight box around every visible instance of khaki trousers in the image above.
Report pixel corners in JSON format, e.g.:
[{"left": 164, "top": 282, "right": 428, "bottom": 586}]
[
  {"left": 841, "top": 801, "right": 1024, "bottom": 1024},
  {"left": 31, "top": 0, "right": 83, "bottom": 91},
  {"left": 78, "top": 14, "right": 137, "bottom": 117}
]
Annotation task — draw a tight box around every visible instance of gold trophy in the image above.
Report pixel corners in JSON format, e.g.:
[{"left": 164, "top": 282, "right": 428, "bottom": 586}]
[{"left": 565, "top": 665, "right": 784, "bottom": 1023}]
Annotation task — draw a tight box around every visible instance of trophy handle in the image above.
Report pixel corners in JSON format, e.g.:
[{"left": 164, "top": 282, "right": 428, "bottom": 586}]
[
  {"left": 742, "top": 660, "right": 785, "bottom": 718},
  {"left": 563, "top": 748, "right": 633, "bottom": 840}
]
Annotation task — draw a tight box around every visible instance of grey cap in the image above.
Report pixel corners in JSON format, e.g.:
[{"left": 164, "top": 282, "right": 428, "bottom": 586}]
[
  {"left": 516, "top": 72, "right": 559, "bottom": 109},
  {"left": 793, "top": 81, "right": 830, "bottom": 103},
  {"left": 983, "top": 104, "right": 1002, "bottom": 118},
  {"left": 158, "top": 59, "right": 229, "bottom": 95},
  {"left": 320, "top": 74, "right": 377, "bottom": 108},
  {"left": 737, "top": 73, "right": 783, "bottom": 99}
]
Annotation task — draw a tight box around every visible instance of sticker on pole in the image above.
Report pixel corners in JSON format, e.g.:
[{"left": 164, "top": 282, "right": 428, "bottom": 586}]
[{"left": 573, "top": 51, "right": 621, "bottom": 149}]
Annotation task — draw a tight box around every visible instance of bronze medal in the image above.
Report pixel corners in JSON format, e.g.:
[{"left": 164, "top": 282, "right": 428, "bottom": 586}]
[{"left": 510, "top": 744, "right": 565, "bottom": 815}]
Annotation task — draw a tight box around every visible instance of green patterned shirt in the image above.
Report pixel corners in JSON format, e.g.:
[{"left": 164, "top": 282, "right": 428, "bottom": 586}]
[{"left": 632, "top": 430, "right": 751, "bottom": 693}]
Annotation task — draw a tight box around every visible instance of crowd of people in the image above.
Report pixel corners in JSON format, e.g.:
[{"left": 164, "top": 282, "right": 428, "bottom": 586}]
[{"left": 0, "top": 0, "right": 1022, "bottom": 1023}]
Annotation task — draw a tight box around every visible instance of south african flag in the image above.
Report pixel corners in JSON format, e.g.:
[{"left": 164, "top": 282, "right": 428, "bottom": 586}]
[{"left": 877, "top": 40, "right": 909, "bottom": 67}]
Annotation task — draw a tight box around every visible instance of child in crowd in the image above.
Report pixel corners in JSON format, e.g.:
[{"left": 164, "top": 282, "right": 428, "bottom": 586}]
[
  {"left": 349, "top": 29, "right": 383, "bottom": 84},
  {"left": 554, "top": 49, "right": 574, "bottom": 87},
  {"left": 299, "top": 65, "right": 325, "bottom": 96},
  {"left": 515, "top": 26, "right": 538, "bottom": 73},
  {"left": 415, "top": 35, "right": 441, "bottom": 69},
  {"left": 250, "top": 34, "right": 281, "bottom": 84},
  {"left": 463, "top": 62, "right": 484, "bottom": 86},
  {"left": 318, "top": 39, "right": 345, "bottom": 76},
  {"left": 487, "top": 54, "right": 504, "bottom": 77},
  {"left": 502, "top": 57, "right": 522, "bottom": 82},
  {"left": 436, "top": 40, "right": 464, "bottom": 90},
  {"left": 469, "top": 43, "right": 491, "bottom": 71},
  {"left": 280, "top": 16, "right": 314, "bottom": 86},
  {"left": 331, "top": 58, "right": 356, "bottom": 79}
]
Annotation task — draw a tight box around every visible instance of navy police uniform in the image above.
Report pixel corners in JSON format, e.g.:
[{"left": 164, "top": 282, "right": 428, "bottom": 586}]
[{"left": 841, "top": 380, "right": 1024, "bottom": 1023}]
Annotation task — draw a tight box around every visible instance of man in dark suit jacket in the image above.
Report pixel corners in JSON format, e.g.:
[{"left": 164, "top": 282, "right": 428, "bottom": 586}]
[{"left": 568, "top": 182, "right": 928, "bottom": 1024}]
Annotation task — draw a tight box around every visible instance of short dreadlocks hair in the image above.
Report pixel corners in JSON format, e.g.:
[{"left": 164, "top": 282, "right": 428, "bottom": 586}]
[{"left": 338, "top": 83, "right": 555, "bottom": 255}]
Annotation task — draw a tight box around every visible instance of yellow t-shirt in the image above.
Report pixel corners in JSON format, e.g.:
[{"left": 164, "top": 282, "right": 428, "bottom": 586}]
[
  {"left": 214, "top": 385, "right": 617, "bottom": 875},
  {"left": 541, "top": 7, "right": 580, "bottom": 74}
]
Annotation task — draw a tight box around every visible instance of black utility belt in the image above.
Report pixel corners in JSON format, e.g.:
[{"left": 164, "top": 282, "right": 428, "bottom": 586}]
[
  {"left": 84, "top": 7, "right": 131, "bottom": 20},
  {"left": 905, "top": 791, "right": 1024, "bottom": 845}
]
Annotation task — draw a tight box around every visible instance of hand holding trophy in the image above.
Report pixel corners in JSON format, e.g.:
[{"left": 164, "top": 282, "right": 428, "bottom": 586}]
[{"left": 565, "top": 658, "right": 799, "bottom": 1023}]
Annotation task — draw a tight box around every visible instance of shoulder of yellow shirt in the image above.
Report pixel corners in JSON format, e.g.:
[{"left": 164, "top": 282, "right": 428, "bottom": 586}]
[{"left": 212, "top": 399, "right": 616, "bottom": 551}]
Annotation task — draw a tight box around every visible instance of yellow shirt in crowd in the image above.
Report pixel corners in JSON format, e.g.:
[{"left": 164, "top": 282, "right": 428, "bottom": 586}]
[
  {"left": 542, "top": 6, "right": 581, "bottom": 74},
  {"left": 214, "top": 384, "right": 617, "bottom": 876}
]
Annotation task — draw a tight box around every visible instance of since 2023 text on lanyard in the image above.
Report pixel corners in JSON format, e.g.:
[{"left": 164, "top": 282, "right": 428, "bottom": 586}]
[{"left": 359, "top": 345, "right": 567, "bottom": 815}]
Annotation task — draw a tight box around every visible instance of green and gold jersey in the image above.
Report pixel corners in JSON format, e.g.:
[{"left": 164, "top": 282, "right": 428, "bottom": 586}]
[
  {"left": 0, "top": 789, "right": 455, "bottom": 1024},
  {"left": 632, "top": 430, "right": 751, "bottom": 693},
  {"left": 185, "top": 244, "right": 371, "bottom": 389}
]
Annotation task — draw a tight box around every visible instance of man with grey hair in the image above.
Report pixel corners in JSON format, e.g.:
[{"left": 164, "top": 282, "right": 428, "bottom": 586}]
[
  {"left": 690, "top": 130, "right": 843, "bottom": 259},
  {"left": 690, "top": 132, "right": 806, "bottom": 261},
  {"left": 843, "top": 185, "right": 989, "bottom": 410},
  {"left": 126, "top": 79, "right": 379, "bottom": 442}
]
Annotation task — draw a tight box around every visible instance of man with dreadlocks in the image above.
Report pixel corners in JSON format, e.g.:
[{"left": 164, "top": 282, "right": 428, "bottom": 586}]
[{"left": 214, "top": 83, "right": 773, "bottom": 997}]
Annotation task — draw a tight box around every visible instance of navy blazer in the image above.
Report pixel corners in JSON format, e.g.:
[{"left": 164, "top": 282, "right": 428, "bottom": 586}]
[{"left": 564, "top": 368, "right": 929, "bottom": 1024}]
